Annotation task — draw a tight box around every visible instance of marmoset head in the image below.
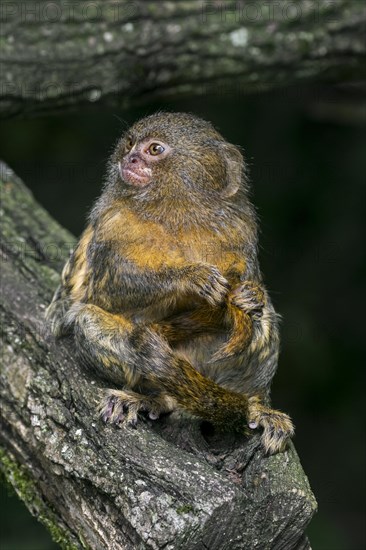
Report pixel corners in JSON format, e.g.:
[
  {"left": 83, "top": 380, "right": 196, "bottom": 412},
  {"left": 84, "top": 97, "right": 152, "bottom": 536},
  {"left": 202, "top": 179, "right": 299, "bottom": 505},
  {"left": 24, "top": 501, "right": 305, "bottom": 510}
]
[{"left": 112, "top": 112, "right": 246, "bottom": 198}]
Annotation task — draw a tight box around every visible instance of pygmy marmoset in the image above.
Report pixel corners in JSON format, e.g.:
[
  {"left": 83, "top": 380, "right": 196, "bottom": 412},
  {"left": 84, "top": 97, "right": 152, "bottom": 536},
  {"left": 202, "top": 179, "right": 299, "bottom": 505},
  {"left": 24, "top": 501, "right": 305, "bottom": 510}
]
[{"left": 46, "top": 112, "right": 294, "bottom": 454}]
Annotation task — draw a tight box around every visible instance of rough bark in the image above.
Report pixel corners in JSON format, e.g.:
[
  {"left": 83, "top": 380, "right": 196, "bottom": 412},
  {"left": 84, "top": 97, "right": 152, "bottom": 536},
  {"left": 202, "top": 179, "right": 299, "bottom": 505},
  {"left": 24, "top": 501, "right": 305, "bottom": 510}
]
[
  {"left": 0, "top": 162, "right": 317, "bottom": 549},
  {"left": 1, "top": 0, "right": 365, "bottom": 118}
]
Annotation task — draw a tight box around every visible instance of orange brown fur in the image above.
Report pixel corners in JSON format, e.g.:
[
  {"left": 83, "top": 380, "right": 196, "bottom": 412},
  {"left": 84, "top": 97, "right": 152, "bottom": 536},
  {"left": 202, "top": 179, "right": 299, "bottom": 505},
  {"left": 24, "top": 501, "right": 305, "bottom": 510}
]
[{"left": 46, "top": 112, "right": 294, "bottom": 454}]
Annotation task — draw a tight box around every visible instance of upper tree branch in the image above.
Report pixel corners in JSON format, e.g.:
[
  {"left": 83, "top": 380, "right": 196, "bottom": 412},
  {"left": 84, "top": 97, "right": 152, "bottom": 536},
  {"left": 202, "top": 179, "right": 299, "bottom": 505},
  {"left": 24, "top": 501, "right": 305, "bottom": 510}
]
[{"left": 1, "top": 0, "right": 365, "bottom": 117}]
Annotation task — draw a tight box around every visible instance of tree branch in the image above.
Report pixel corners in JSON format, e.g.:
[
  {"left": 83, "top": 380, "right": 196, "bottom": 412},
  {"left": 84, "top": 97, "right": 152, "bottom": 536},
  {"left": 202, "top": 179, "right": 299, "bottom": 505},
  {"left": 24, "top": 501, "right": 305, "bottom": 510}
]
[
  {"left": 1, "top": 0, "right": 365, "bottom": 118},
  {"left": 0, "top": 162, "right": 317, "bottom": 548}
]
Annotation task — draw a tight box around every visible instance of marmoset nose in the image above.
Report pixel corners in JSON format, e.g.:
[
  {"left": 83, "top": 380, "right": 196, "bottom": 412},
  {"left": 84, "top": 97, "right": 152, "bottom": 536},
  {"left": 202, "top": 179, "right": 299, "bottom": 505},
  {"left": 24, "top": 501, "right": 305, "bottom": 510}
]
[{"left": 129, "top": 154, "right": 139, "bottom": 164}]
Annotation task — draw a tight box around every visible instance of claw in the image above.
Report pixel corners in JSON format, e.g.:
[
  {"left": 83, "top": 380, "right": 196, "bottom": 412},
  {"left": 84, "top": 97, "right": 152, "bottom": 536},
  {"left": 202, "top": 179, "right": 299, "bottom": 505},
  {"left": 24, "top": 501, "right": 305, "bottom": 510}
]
[
  {"left": 99, "top": 389, "right": 170, "bottom": 428},
  {"left": 248, "top": 397, "right": 295, "bottom": 454},
  {"left": 101, "top": 404, "right": 113, "bottom": 423},
  {"left": 100, "top": 392, "right": 126, "bottom": 423},
  {"left": 248, "top": 421, "right": 258, "bottom": 430},
  {"left": 230, "top": 281, "right": 265, "bottom": 318}
]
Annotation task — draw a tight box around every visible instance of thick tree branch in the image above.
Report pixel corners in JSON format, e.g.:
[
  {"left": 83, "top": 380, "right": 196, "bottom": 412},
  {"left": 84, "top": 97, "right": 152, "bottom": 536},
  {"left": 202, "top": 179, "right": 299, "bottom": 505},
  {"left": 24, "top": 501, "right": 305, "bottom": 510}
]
[
  {"left": 0, "top": 162, "right": 317, "bottom": 549},
  {"left": 1, "top": 0, "right": 365, "bottom": 117}
]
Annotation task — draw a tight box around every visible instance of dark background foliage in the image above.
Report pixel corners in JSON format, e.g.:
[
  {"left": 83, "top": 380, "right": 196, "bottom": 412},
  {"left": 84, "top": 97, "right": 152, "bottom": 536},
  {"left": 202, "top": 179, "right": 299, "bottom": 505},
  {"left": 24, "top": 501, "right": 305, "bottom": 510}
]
[{"left": 0, "top": 85, "right": 365, "bottom": 549}]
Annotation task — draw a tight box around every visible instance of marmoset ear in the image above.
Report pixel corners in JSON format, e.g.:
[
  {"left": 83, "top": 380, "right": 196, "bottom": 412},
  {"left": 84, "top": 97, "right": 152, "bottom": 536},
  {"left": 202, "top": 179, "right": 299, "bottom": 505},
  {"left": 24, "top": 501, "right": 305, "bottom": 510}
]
[{"left": 219, "top": 142, "right": 245, "bottom": 198}]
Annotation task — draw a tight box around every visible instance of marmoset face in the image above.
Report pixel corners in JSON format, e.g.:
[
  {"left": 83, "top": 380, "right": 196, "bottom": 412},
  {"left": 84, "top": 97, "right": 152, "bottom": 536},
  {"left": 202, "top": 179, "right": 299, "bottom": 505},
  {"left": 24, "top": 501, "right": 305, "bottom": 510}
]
[
  {"left": 114, "top": 112, "right": 244, "bottom": 197},
  {"left": 118, "top": 135, "right": 171, "bottom": 187}
]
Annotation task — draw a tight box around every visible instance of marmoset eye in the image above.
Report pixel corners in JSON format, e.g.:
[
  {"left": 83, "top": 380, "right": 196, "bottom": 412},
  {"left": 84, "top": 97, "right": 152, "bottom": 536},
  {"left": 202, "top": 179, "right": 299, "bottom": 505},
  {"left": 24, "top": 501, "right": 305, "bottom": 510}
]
[{"left": 148, "top": 143, "right": 165, "bottom": 156}]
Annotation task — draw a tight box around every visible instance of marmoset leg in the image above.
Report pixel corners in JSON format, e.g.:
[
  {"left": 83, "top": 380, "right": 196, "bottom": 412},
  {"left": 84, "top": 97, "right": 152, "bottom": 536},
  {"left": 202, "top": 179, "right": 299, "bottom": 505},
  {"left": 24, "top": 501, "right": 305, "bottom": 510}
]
[{"left": 67, "top": 302, "right": 293, "bottom": 454}]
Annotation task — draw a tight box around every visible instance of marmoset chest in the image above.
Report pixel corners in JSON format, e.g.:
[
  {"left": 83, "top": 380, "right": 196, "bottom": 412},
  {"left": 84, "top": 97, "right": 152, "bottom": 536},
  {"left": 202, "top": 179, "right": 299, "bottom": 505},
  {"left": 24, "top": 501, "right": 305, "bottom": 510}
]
[{"left": 94, "top": 205, "right": 246, "bottom": 281}]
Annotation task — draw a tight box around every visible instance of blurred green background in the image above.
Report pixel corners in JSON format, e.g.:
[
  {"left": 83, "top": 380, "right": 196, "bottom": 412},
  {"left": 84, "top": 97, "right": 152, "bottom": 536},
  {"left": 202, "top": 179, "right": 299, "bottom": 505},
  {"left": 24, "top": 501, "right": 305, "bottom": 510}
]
[{"left": 0, "top": 85, "right": 365, "bottom": 549}]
